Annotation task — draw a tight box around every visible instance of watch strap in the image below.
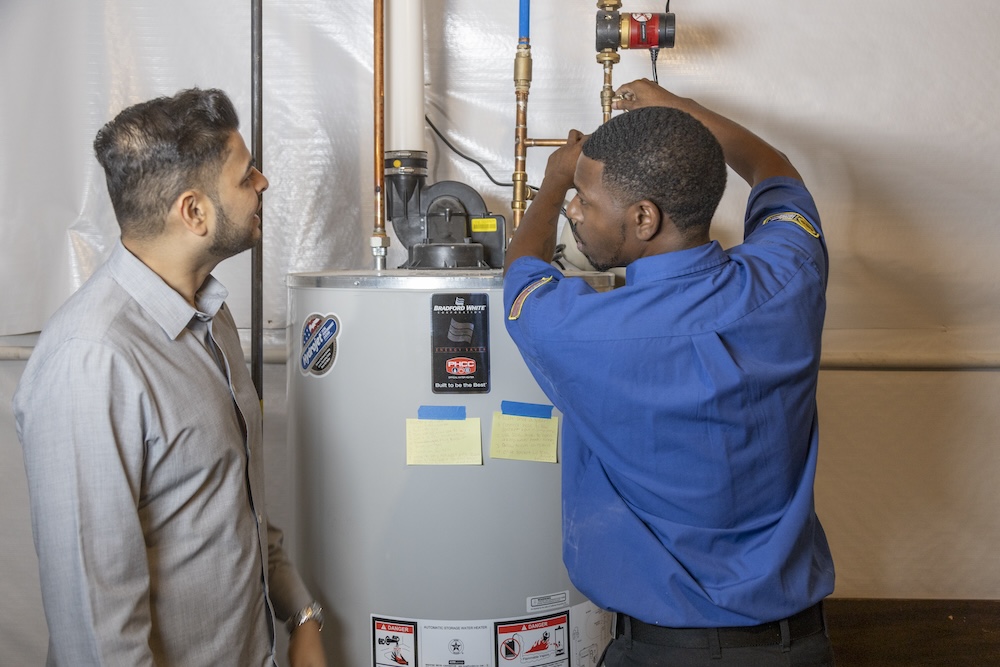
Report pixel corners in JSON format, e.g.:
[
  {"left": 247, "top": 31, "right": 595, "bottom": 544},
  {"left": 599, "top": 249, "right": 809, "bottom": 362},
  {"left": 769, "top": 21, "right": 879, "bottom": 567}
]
[{"left": 287, "top": 601, "right": 324, "bottom": 634}]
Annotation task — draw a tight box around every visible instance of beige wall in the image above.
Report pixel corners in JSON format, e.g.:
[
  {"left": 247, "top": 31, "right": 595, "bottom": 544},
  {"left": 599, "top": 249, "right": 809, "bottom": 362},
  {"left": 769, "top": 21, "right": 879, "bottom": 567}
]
[{"left": 816, "top": 368, "right": 1000, "bottom": 598}]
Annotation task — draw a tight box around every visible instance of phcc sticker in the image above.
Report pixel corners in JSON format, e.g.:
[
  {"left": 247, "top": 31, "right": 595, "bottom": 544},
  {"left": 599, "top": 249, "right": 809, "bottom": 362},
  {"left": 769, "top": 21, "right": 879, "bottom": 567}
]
[
  {"left": 446, "top": 357, "right": 477, "bottom": 376},
  {"left": 300, "top": 313, "right": 340, "bottom": 377}
]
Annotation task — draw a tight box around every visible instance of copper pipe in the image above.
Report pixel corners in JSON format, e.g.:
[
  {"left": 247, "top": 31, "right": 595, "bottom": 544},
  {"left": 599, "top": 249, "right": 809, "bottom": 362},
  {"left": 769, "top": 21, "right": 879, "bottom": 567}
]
[
  {"left": 371, "top": 0, "right": 389, "bottom": 269},
  {"left": 598, "top": 49, "right": 619, "bottom": 124},
  {"left": 525, "top": 138, "right": 568, "bottom": 147},
  {"left": 511, "top": 41, "right": 532, "bottom": 233},
  {"left": 597, "top": 1, "right": 621, "bottom": 124},
  {"left": 510, "top": 69, "right": 574, "bottom": 233}
]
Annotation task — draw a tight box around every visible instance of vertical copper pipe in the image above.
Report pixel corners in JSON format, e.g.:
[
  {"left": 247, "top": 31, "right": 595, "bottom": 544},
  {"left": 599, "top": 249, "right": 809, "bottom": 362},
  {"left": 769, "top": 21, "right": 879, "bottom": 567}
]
[
  {"left": 371, "top": 0, "right": 389, "bottom": 269},
  {"left": 511, "top": 42, "right": 532, "bottom": 233},
  {"left": 601, "top": 60, "right": 613, "bottom": 123},
  {"left": 598, "top": 51, "right": 619, "bottom": 124}
]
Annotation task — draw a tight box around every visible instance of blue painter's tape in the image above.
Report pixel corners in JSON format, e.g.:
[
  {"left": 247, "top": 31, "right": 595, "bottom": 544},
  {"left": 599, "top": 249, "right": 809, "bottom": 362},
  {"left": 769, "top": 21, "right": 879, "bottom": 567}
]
[
  {"left": 418, "top": 405, "right": 467, "bottom": 420},
  {"left": 501, "top": 401, "right": 553, "bottom": 419}
]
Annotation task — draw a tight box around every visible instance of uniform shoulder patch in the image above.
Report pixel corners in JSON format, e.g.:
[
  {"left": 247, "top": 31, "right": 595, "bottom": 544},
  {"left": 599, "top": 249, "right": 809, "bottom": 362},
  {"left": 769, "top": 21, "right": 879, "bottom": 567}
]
[
  {"left": 508, "top": 276, "right": 554, "bottom": 321},
  {"left": 762, "top": 211, "right": 820, "bottom": 238}
]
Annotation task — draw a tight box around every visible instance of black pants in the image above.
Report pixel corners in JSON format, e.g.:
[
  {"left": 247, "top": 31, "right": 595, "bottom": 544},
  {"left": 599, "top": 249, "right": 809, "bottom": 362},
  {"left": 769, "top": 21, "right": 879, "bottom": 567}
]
[{"left": 603, "top": 605, "right": 835, "bottom": 667}]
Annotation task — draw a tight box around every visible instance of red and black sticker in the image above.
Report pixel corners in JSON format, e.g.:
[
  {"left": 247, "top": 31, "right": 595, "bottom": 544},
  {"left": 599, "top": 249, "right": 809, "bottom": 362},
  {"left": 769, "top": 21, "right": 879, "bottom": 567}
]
[
  {"left": 495, "top": 612, "right": 569, "bottom": 665},
  {"left": 373, "top": 617, "right": 417, "bottom": 666},
  {"left": 431, "top": 293, "right": 490, "bottom": 394}
]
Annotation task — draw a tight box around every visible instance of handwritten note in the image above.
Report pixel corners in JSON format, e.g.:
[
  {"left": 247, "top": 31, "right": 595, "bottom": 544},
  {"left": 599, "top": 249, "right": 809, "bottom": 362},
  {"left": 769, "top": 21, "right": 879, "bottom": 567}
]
[
  {"left": 489, "top": 412, "right": 559, "bottom": 463},
  {"left": 405, "top": 418, "right": 482, "bottom": 465}
]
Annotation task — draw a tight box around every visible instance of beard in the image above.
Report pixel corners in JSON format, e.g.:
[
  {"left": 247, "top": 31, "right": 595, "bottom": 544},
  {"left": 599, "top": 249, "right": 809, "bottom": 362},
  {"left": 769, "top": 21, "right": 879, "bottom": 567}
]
[
  {"left": 569, "top": 219, "right": 625, "bottom": 273},
  {"left": 208, "top": 195, "right": 257, "bottom": 259}
]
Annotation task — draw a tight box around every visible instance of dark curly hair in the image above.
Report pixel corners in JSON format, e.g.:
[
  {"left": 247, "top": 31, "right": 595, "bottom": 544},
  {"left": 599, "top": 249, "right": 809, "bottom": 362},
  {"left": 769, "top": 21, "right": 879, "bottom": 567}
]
[
  {"left": 93, "top": 88, "right": 239, "bottom": 239},
  {"left": 582, "top": 106, "right": 726, "bottom": 237}
]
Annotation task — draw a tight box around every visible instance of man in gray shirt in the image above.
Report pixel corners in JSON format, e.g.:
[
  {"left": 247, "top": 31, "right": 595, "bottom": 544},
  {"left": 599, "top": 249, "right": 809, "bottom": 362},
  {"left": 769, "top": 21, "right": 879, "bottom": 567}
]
[{"left": 13, "top": 89, "right": 327, "bottom": 666}]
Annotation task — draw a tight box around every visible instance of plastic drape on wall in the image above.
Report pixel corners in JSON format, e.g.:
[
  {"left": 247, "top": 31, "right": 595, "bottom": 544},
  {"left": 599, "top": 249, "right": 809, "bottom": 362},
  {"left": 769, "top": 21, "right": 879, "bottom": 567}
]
[
  {"left": 3, "top": 0, "right": 1000, "bottom": 347},
  {"left": 5, "top": 2, "right": 1000, "bottom": 663}
]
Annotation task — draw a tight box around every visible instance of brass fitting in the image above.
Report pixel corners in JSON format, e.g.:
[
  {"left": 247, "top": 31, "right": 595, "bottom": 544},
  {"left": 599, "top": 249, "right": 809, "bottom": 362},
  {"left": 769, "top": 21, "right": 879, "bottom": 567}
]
[{"left": 514, "top": 43, "right": 532, "bottom": 93}]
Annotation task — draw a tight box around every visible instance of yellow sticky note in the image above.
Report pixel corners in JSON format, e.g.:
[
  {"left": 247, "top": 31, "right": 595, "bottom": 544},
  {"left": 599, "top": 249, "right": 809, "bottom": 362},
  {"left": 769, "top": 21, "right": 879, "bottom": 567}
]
[
  {"left": 489, "top": 412, "right": 559, "bottom": 463},
  {"left": 405, "top": 418, "right": 482, "bottom": 465}
]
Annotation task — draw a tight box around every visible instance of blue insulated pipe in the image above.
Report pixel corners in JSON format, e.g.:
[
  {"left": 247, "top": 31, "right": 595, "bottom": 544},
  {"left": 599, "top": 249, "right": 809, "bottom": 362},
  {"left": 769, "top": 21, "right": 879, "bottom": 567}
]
[{"left": 519, "top": 0, "right": 530, "bottom": 42}]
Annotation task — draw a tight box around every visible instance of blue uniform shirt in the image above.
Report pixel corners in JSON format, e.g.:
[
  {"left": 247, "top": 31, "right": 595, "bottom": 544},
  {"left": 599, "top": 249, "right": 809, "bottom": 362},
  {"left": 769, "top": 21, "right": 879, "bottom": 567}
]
[{"left": 504, "top": 177, "right": 835, "bottom": 628}]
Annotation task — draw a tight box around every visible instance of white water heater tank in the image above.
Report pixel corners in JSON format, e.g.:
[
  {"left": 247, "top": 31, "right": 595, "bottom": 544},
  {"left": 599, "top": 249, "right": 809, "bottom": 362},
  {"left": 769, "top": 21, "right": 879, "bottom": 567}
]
[{"left": 287, "top": 270, "right": 613, "bottom": 667}]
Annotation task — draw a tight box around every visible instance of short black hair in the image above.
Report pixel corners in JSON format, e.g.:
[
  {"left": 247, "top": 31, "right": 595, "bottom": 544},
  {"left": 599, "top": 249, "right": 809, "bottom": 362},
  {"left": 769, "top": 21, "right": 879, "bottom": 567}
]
[
  {"left": 582, "top": 106, "right": 726, "bottom": 236},
  {"left": 93, "top": 88, "right": 239, "bottom": 239}
]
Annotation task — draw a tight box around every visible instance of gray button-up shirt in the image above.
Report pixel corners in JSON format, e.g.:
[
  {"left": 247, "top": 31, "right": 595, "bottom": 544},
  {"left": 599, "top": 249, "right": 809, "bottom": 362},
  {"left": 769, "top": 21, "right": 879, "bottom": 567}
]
[{"left": 13, "top": 242, "right": 312, "bottom": 666}]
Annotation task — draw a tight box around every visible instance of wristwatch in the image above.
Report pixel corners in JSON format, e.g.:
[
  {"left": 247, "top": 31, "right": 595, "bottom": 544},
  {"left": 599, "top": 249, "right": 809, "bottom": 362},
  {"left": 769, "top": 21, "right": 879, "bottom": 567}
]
[{"left": 287, "top": 601, "right": 325, "bottom": 634}]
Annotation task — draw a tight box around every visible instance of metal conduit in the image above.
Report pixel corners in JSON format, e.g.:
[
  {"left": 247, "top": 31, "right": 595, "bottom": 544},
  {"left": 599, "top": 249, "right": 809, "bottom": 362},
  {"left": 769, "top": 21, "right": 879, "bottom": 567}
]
[{"left": 250, "top": 0, "right": 264, "bottom": 399}]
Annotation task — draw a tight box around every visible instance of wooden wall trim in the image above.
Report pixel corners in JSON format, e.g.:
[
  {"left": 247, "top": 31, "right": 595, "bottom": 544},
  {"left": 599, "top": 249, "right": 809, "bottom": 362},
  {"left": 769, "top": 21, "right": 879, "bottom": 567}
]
[{"left": 825, "top": 598, "right": 1000, "bottom": 666}]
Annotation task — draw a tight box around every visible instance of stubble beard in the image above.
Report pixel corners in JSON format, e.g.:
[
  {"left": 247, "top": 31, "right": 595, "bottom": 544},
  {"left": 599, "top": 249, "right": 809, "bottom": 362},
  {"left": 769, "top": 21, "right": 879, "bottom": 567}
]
[{"left": 208, "top": 195, "right": 257, "bottom": 260}]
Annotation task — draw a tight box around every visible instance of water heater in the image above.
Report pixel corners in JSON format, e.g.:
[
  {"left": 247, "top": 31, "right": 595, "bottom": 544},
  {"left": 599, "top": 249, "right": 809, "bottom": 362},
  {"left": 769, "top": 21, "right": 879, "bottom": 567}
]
[{"left": 287, "top": 271, "right": 613, "bottom": 666}]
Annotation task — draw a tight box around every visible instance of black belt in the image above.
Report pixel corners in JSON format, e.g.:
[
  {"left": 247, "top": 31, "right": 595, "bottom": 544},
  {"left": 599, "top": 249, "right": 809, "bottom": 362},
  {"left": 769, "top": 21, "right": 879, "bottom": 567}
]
[{"left": 616, "top": 602, "right": 825, "bottom": 649}]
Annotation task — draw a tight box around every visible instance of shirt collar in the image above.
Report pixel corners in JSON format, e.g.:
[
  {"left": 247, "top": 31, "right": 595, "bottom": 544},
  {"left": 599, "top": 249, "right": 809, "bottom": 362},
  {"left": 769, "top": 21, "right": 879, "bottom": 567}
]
[
  {"left": 624, "top": 240, "right": 729, "bottom": 286},
  {"left": 105, "top": 241, "right": 229, "bottom": 340}
]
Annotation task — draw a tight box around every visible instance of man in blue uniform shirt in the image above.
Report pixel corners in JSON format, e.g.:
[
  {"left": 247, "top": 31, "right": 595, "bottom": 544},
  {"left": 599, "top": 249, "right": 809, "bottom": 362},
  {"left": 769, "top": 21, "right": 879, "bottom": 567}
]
[{"left": 504, "top": 79, "right": 835, "bottom": 666}]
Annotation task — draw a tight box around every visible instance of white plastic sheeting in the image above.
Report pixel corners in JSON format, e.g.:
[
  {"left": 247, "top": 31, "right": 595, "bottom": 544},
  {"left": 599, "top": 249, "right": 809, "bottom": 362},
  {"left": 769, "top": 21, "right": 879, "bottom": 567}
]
[
  {"left": 4, "top": 1, "right": 999, "bottom": 343},
  {"left": 0, "top": 0, "right": 250, "bottom": 334},
  {"left": 4, "top": 0, "right": 1000, "bottom": 663}
]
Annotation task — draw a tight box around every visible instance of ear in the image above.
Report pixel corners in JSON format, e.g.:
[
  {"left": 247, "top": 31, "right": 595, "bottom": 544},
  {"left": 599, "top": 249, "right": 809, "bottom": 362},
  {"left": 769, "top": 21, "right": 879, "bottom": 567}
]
[
  {"left": 632, "top": 199, "right": 662, "bottom": 242},
  {"left": 174, "top": 190, "right": 211, "bottom": 238}
]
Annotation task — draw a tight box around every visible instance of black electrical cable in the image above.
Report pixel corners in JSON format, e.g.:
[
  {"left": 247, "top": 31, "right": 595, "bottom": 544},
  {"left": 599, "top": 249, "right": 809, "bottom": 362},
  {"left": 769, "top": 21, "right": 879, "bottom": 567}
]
[
  {"left": 424, "top": 114, "right": 539, "bottom": 193},
  {"left": 423, "top": 114, "right": 574, "bottom": 231},
  {"left": 651, "top": 0, "right": 669, "bottom": 83}
]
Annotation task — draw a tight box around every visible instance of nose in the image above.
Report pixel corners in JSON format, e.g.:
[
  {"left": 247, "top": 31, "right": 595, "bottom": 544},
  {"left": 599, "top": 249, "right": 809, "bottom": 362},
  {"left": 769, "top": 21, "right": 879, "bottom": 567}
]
[
  {"left": 565, "top": 193, "right": 581, "bottom": 223},
  {"left": 253, "top": 167, "right": 269, "bottom": 194}
]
